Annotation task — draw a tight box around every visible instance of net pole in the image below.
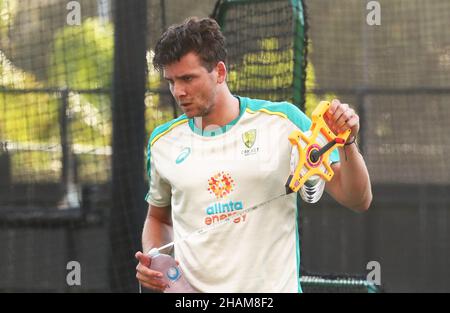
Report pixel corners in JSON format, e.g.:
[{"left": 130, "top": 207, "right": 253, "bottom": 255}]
[{"left": 110, "top": 0, "right": 147, "bottom": 292}]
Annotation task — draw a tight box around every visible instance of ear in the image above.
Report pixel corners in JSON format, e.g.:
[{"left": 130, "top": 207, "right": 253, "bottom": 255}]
[{"left": 215, "top": 61, "right": 227, "bottom": 84}]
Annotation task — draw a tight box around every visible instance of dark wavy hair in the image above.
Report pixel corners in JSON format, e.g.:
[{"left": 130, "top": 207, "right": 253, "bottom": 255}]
[{"left": 153, "top": 17, "right": 227, "bottom": 72}]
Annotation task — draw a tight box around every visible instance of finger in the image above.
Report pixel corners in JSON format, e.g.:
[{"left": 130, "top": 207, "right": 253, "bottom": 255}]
[
  {"left": 327, "top": 99, "right": 339, "bottom": 118},
  {"left": 332, "top": 102, "right": 348, "bottom": 122},
  {"left": 136, "top": 271, "right": 162, "bottom": 285},
  {"left": 324, "top": 115, "right": 343, "bottom": 135},
  {"left": 136, "top": 263, "right": 164, "bottom": 280},
  {"left": 336, "top": 115, "right": 359, "bottom": 138},
  {"left": 324, "top": 116, "right": 340, "bottom": 134},
  {"left": 135, "top": 251, "right": 151, "bottom": 267},
  {"left": 329, "top": 99, "right": 340, "bottom": 114},
  {"left": 335, "top": 108, "right": 354, "bottom": 130},
  {"left": 346, "top": 114, "right": 359, "bottom": 128},
  {"left": 136, "top": 270, "right": 164, "bottom": 283},
  {"left": 346, "top": 115, "right": 360, "bottom": 135},
  {"left": 139, "top": 280, "right": 166, "bottom": 292},
  {"left": 136, "top": 273, "right": 167, "bottom": 291},
  {"left": 136, "top": 272, "right": 167, "bottom": 291}
]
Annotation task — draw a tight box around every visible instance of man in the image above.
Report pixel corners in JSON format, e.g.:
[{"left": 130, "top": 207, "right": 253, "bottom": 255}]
[{"left": 135, "top": 17, "right": 372, "bottom": 293}]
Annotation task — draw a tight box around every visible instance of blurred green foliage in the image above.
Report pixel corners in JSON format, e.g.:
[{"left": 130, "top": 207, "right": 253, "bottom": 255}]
[
  {"left": 227, "top": 37, "right": 336, "bottom": 117},
  {"left": 48, "top": 18, "right": 113, "bottom": 91},
  {"left": 0, "top": 51, "right": 59, "bottom": 143},
  {"left": 0, "top": 0, "right": 17, "bottom": 39},
  {"left": 0, "top": 50, "right": 61, "bottom": 182},
  {"left": 228, "top": 38, "right": 294, "bottom": 103},
  {"left": 1, "top": 13, "right": 173, "bottom": 183},
  {"left": 48, "top": 18, "right": 113, "bottom": 147}
]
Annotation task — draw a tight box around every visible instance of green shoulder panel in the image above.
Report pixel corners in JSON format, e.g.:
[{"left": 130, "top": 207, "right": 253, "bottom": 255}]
[
  {"left": 242, "top": 97, "right": 339, "bottom": 163},
  {"left": 146, "top": 114, "right": 189, "bottom": 178}
]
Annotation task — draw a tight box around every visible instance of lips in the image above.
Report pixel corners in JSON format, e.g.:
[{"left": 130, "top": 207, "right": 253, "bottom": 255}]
[{"left": 180, "top": 103, "right": 191, "bottom": 106}]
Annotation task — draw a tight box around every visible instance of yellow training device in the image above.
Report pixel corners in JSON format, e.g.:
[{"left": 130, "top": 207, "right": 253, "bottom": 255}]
[{"left": 286, "top": 101, "right": 351, "bottom": 194}]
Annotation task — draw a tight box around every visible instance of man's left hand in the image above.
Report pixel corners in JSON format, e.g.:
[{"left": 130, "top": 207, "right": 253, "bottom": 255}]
[{"left": 324, "top": 99, "right": 359, "bottom": 143}]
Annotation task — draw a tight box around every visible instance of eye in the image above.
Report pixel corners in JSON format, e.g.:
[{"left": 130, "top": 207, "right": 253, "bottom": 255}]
[{"left": 183, "top": 76, "right": 193, "bottom": 82}]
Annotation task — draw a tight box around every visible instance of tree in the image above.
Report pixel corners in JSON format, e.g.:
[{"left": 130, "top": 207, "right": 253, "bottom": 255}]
[
  {"left": 0, "top": 50, "right": 61, "bottom": 181},
  {"left": 48, "top": 18, "right": 113, "bottom": 146},
  {"left": 0, "top": 50, "right": 59, "bottom": 143},
  {"left": 0, "top": 0, "right": 18, "bottom": 48},
  {"left": 227, "top": 37, "right": 335, "bottom": 118}
]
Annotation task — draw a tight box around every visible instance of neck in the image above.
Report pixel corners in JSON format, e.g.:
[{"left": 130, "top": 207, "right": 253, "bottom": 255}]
[{"left": 195, "top": 88, "right": 240, "bottom": 130}]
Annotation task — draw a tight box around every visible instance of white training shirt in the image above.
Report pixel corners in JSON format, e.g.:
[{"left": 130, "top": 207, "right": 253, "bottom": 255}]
[{"left": 145, "top": 96, "right": 339, "bottom": 293}]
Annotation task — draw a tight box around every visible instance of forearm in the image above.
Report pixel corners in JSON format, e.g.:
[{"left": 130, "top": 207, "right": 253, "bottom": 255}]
[
  {"left": 142, "top": 215, "right": 173, "bottom": 254},
  {"left": 336, "top": 143, "right": 372, "bottom": 211}
]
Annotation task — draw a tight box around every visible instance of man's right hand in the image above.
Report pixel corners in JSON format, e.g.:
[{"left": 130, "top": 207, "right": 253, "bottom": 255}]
[{"left": 135, "top": 251, "right": 167, "bottom": 292}]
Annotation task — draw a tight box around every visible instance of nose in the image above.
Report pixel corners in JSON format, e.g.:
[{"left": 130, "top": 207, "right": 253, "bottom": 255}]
[{"left": 172, "top": 82, "right": 187, "bottom": 99}]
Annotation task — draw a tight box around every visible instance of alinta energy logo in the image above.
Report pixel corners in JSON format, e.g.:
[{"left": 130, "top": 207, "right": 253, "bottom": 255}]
[
  {"left": 204, "top": 172, "right": 246, "bottom": 226},
  {"left": 207, "top": 171, "right": 235, "bottom": 199}
]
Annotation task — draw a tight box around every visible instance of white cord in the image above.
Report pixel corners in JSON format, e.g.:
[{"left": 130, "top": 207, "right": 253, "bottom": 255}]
[
  {"left": 137, "top": 193, "right": 285, "bottom": 293},
  {"left": 150, "top": 192, "right": 287, "bottom": 256}
]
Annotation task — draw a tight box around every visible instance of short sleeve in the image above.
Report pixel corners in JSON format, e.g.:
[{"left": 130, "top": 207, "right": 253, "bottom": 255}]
[{"left": 145, "top": 144, "right": 172, "bottom": 206}]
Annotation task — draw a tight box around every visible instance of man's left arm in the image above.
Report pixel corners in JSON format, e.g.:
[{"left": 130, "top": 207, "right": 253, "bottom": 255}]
[{"left": 324, "top": 99, "right": 372, "bottom": 212}]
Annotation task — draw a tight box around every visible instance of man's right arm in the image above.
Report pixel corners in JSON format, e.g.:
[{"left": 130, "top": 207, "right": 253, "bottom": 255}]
[
  {"left": 142, "top": 204, "right": 173, "bottom": 254},
  {"left": 135, "top": 204, "right": 172, "bottom": 292}
]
